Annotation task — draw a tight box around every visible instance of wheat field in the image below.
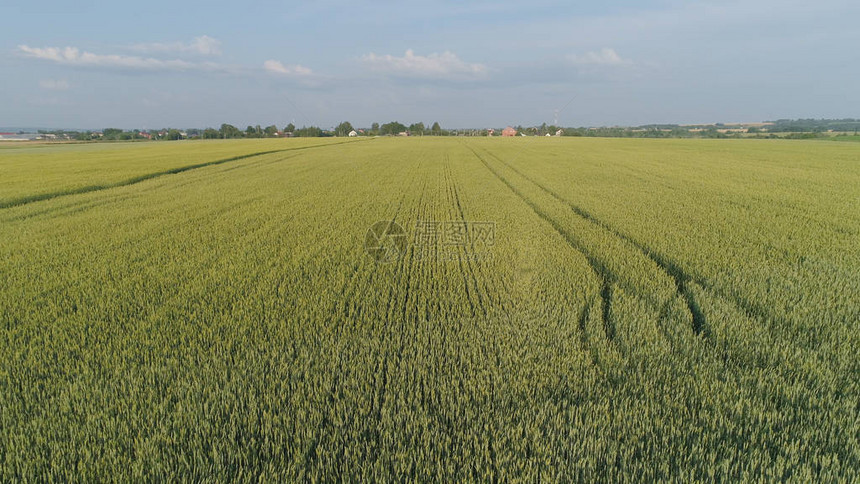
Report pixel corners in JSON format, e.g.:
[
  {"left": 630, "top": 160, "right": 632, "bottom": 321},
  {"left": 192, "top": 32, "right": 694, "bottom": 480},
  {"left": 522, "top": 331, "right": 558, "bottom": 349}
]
[{"left": 1, "top": 137, "right": 858, "bottom": 481}]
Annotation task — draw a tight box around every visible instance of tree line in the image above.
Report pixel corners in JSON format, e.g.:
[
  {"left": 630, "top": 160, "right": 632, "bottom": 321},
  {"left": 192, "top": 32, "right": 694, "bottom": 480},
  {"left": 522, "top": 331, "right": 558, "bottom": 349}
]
[{"left": 32, "top": 118, "right": 859, "bottom": 142}]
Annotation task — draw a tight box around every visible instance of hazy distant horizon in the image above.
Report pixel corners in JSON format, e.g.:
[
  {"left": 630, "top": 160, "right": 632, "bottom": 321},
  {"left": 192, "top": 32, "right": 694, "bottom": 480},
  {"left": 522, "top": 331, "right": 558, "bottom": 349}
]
[{"left": 4, "top": 119, "right": 855, "bottom": 134}]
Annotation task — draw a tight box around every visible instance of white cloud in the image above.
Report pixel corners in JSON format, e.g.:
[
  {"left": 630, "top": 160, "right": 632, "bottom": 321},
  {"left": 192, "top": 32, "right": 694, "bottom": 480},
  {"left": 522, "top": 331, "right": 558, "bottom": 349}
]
[
  {"left": 360, "top": 49, "right": 488, "bottom": 80},
  {"left": 263, "top": 60, "right": 313, "bottom": 77},
  {"left": 568, "top": 48, "right": 631, "bottom": 66},
  {"left": 17, "top": 45, "right": 229, "bottom": 72},
  {"left": 38, "top": 79, "right": 70, "bottom": 90},
  {"left": 18, "top": 44, "right": 316, "bottom": 82},
  {"left": 130, "top": 35, "right": 223, "bottom": 56}
]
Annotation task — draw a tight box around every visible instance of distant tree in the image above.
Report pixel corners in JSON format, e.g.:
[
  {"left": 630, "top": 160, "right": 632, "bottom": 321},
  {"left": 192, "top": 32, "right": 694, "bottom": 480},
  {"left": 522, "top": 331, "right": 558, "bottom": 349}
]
[
  {"left": 380, "top": 121, "right": 407, "bottom": 136},
  {"left": 371, "top": 122, "right": 380, "bottom": 134},
  {"left": 335, "top": 121, "right": 354, "bottom": 137},
  {"left": 220, "top": 124, "right": 242, "bottom": 139},
  {"left": 431, "top": 122, "right": 441, "bottom": 135},
  {"left": 265, "top": 125, "right": 279, "bottom": 137},
  {"left": 295, "top": 126, "right": 324, "bottom": 137},
  {"left": 203, "top": 128, "right": 220, "bottom": 139},
  {"left": 408, "top": 122, "right": 425, "bottom": 136},
  {"left": 246, "top": 126, "right": 256, "bottom": 138},
  {"left": 284, "top": 123, "right": 295, "bottom": 134},
  {"left": 167, "top": 129, "right": 182, "bottom": 141},
  {"left": 103, "top": 128, "right": 123, "bottom": 140}
]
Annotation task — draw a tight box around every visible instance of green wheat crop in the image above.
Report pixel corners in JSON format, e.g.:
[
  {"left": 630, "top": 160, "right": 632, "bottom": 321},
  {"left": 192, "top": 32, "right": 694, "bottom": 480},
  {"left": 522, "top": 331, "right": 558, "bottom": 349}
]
[{"left": 1, "top": 137, "right": 857, "bottom": 481}]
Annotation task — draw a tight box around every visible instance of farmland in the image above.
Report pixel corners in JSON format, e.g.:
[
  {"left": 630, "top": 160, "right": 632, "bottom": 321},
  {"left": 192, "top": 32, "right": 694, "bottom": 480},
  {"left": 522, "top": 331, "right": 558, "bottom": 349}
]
[{"left": 1, "top": 137, "right": 858, "bottom": 480}]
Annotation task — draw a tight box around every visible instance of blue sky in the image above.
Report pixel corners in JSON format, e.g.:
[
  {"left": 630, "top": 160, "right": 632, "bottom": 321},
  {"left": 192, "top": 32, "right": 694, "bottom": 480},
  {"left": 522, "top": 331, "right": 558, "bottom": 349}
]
[{"left": 2, "top": 0, "right": 858, "bottom": 129}]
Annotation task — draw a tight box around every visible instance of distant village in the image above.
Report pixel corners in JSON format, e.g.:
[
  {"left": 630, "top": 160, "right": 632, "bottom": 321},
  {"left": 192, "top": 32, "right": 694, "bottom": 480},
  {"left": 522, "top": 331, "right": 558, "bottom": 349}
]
[{"left": 2, "top": 119, "right": 858, "bottom": 142}]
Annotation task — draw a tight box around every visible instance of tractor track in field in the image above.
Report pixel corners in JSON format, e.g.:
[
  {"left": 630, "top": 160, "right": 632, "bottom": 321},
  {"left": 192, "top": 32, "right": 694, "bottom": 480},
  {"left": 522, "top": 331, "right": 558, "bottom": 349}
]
[
  {"left": 1, "top": 192, "right": 143, "bottom": 224},
  {"left": 464, "top": 145, "right": 619, "bottom": 347},
  {"left": 577, "top": 295, "right": 599, "bottom": 363},
  {"left": 307, "top": 159, "right": 418, "bottom": 471},
  {"left": 443, "top": 154, "right": 501, "bottom": 480},
  {"left": 600, "top": 283, "right": 615, "bottom": 341},
  {"left": 474, "top": 144, "right": 849, "bottom": 415},
  {"left": 0, "top": 139, "right": 369, "bottom": 210},
  {"left": 332, "top": 161, "right": 418, "bottom": 327},
  {"left": 4, "top": 153, "right": 313, "bottom": 224},
  {"left": 479, "top": 145, "right": 826, "bottom": 374},
  {"left": 378, "top": 175, "right": 430, "bottom": 460},
  {"left": 478, "top": 147, "right": 709, "bottom": 339},
  {"left": 443, "top": 155, "right": 491, "bottom": 317},
  {"left": 216, "top": 151, "right": 305, "bottom": 174},
  {"left": 367, "top": 164, "right": 428, "bottom": 461},
  {"left": 441, "top": 159, "right": 478, "bottom": 315},
  {"left": 448, "top": 157, "right": 513, "bottom": 318}
]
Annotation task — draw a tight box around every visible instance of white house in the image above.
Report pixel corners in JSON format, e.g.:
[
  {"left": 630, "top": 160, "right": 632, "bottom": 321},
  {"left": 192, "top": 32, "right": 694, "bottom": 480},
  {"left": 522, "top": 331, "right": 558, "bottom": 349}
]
[{"left": 348, "top": 130, "right": 358, "bottom": 137}]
